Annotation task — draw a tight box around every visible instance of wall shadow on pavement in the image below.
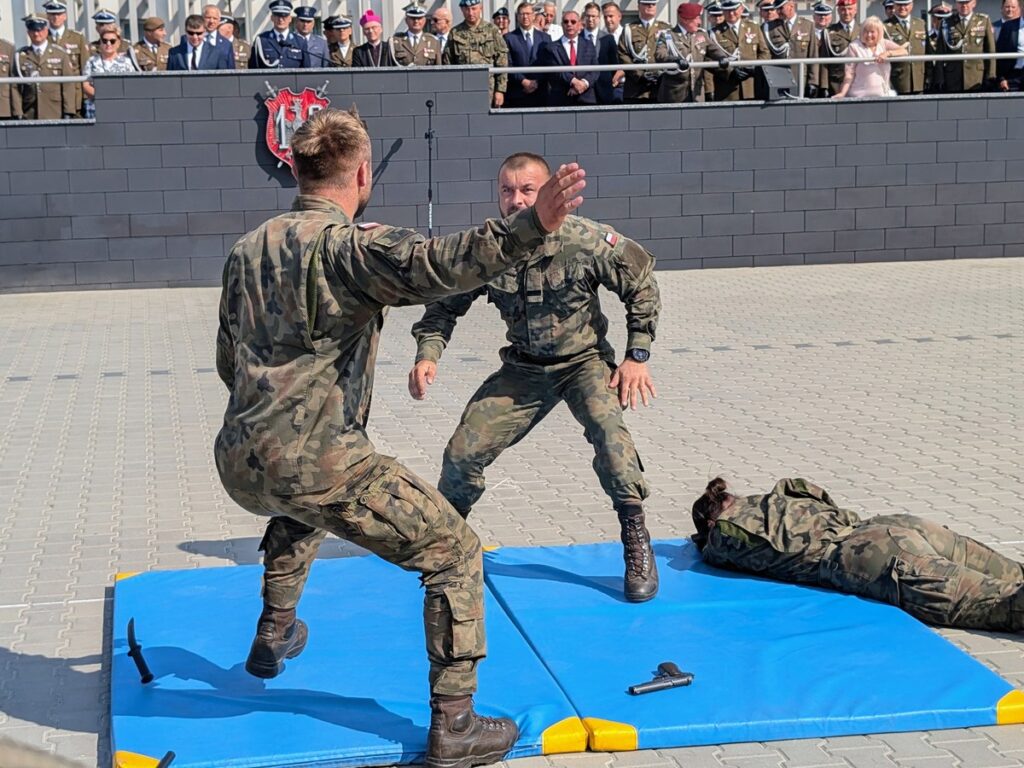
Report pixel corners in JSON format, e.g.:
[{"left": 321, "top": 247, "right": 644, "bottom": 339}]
[{"left": 178, "top": 537, "right": 368, "bottom": 566}]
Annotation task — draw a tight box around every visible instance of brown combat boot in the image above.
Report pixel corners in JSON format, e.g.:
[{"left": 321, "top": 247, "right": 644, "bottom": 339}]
[
  {"left": 618, "top": 505, "right": 659, "bottom": 603},
  {"left": 425, "top": 696, "right": 519, "bottom": 768},
  {"left": 245, "top": 606, "right": 308, "bottom": 679}
]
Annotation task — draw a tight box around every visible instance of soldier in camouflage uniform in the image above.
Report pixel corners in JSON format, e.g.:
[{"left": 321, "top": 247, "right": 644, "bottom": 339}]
[
  {"left": 408, "top": 153, "right": 662, "bottom": 604},
  {"left": 443, "top": 0, "right": 509, "bottom": 107},
  {"left": 692, "top": 478, "right": 1024, "bottom": 632},
  {"left": 215, "top": 108, "right": 586, "bottom": 768}
]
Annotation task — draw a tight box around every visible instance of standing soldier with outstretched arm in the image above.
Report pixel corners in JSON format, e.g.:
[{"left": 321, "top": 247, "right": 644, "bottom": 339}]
[{"left": 215, "top": 108, "right": 585, "bottom": 768}]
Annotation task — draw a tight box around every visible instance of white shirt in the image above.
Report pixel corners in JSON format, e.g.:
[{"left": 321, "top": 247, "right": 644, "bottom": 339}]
[
  {"left": 1016, "top": 22, "right": 1024, "bottom": 68},
  {"left": 33, "top": 41, "right": 49, "bottom": 56},
  {"left": 187, "top": 40, "right": 205, "bottom": 67},
  {"left": 49, "top": 26, "right": 64, "bottom": 40},
  {"left": 521, "top": 28, "right": 533, "bottom": 46},
  {"left": 407, "top": 32, "right": 420, "bottom": 46},
  {"left": 611, "top": 26, "right": 623, "bottom": 43},
  {"left": 561, "top": 34, "right": 580, "bottom": 58}
]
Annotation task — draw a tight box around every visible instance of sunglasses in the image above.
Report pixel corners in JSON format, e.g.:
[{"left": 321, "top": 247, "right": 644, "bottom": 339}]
[
  {"left": 100, "top": 37, "right": 119, "bottom": 43},
  {"left": 185, "top": 30, "right": 205, "bottom": 36}
]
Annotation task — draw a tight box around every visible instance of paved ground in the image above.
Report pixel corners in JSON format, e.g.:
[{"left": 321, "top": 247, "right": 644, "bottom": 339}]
[{"left": 0, "top": 257, "right": 1022, "bottom": 767}]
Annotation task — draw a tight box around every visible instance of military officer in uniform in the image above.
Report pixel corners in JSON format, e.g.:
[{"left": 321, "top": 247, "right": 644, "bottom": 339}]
[
  {"left": 219, "top": 15, "right": 252, "bottom": 69},
  {"left": 655, "top": 2, "right": 731, "bottom": 102},
  {"left": 709, "top": 0, "right": 770, "bottom": 100},
  {"left": 13, "top": 14, "right": 77, "bottom": 120},
  {"left": 618, "top": 0, "right": 672, "bottom": 102},
  {"left": 883, "top": 0, "right": 928, "bottom": 92},
  {"left": 759, "top": 0, "right": 779, "bottom": 24},
  {"left": 408, "top": 152, "right": 661, "bottom": 604},
  {"left": 937, "top": 0, "right": 996, "bottom": 91},
  {"left": 812, "top": 1, "right": 833, "bottom": 42},
  {"left": 90, "top": 9, "right": 132, "bottom": 56},
  {"left": 392, "top": 3, "right": 443, "bottom": 66},
  {"left": 883, "top": 0, "right": 897, "bottom": 19},
  {"left": 693, "top": 477, "right": 1024, "bottom": 634},
  {"left": 324, "top": 16, "right": 354, "bottom": 66},
  {"left": 0, "top": 35, "right": 15, "bottom": 120},
  {"left": 217, "top": 107, "right": 585, "bottom": 768},
  {"left": 819, "top": 0, "right": 858, "bottom": 94},
  {"left": 133, "top": 17, "right": 171, "bottom": 71},
  {"left": 706, "top": 2, "right": 725, "bottom": 28},
  {"left": 763, "top": 0, "right": 820, "bottom": 95},
  {"left": 493, "top": 6, "right": 511, "bottom": 33},
  {"left": 42, "top": 1, "right": 86, "bottom": 116},
  {"left": 443, "top": 0, "right": 508, "bottom": 107},
  {"left": 926, "top": 3, "right": 952, "bottom": 91},
  {"left": 250, "top": 0, "right": 311, "bottom": 68},
  {"left": 294, "top": 6, "right": 331, "bottom": 67}
]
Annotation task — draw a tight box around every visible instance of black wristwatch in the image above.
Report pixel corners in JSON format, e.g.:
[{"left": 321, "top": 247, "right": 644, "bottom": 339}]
[{"left": 626, "top": 348, "right": 650, "bottom": 363}]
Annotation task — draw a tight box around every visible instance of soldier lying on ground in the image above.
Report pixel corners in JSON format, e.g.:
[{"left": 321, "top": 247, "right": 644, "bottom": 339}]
[
  {"left": 408, "top": 152, "right": 662, "bottom": 604},
  {"left": 215, "top": 107, "right": 586, "bottom": 768},
  {"left": 692, "top": 477, "right": 1024, "bottom": 632}
]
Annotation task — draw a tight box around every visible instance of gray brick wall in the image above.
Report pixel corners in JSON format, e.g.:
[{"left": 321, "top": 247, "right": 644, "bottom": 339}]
[{"left": 0, "top": 66, "right": 1022, "bottom": 292}]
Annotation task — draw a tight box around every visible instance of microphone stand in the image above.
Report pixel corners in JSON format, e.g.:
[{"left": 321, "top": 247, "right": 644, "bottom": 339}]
[{"left": 425, "top": 99, "right": 436, "bottom": 238}]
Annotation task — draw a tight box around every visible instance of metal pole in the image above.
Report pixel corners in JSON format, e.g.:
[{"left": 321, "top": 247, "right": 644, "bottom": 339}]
[
  {"left": 797, "top": 61, "right": 805, "bottom": 97},
  {"left": 425, "top": 98, "right": 435, "bottom": 239}
]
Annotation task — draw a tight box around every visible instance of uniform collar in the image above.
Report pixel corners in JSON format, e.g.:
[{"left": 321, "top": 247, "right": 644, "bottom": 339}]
[{"left": 292, "top": 195, "right": 353, "bottom": 222}]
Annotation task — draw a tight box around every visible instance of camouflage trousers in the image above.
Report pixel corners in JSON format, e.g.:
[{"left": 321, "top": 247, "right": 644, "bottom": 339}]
[
  {"left": 241, "top": 455, "right": 486, "bottom": 696},
  {"left": 439, "top": 356, "right": 648, "bottom": 516},
  {"left": 820, "top": 514, "right": 1024, "bottom": 632}
]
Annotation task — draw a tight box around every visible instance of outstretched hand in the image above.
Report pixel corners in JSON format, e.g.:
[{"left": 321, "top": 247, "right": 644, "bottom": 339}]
[
  {"left": 533, "top": 163, "right": 587, "bottom": 233},
  {"left": 609, "top": 360, "right": 657, "bottom": 410},
  {"left": 408, "top": 360, "right": 438, "bottom": 400}
]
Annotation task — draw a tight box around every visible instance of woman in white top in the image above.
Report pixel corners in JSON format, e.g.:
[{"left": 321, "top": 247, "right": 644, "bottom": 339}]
[
  {"left": 82, "top": 28, "right": 138, "bottom": 118},
  {"left": 832, "top": 15, "right": 907, "bottom": 98}
]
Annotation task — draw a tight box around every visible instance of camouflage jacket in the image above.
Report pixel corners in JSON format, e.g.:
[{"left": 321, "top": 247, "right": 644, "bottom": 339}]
[
  {"left": 700, "top": 478, "right": 862, "bottom": 584},
  {"left": 442, "top": 20, "right": 508, "bottom": 94},
  {"left": 215, "top": 195, "right": 546, "bottom": 503},
  {"left": 412, "top": 216, "right": 660, "bottom": 367}
]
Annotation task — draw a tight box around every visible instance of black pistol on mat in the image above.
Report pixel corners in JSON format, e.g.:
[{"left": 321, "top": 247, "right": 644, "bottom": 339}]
[{"left": 628, "top": 661, "right": 694, "bottom": 695}]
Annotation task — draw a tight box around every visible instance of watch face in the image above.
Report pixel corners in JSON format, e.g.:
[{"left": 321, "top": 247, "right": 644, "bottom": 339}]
[{"left": 629, "top": 348, "right": 650, "bottom": 363}]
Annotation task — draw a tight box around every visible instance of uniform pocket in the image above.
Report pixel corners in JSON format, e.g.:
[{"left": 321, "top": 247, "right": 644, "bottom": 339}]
[
  {"left": 359, "top": 472, "right": 432, "bottom": 543},
  {"left": 444, "top": 585, "right": 485, "bottom": 659}
]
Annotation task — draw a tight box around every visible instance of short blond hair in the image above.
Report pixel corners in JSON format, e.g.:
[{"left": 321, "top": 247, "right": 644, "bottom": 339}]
[
  {"left": 290, "top": 107, "right": 371, "bottom": 187},
  {"left": 860, "top": 15, "right": 884, "bottom": 38}
]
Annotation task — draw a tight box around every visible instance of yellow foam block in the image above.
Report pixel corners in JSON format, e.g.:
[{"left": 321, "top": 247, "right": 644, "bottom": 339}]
[
  {"left": 113, "top": 751, "right": 162, "bottom": 768},
  {"left": 115, "top": 572, "right": 141, "bottom": 582},
  {"left": 582, "top": 718, "right": 638, "bottom": 752},
  {"left": 997, "top": 690, "right": 1024, "bottom": 724},
  {"left": 541, "top": 716, "right": 589, "bottom": 754}
]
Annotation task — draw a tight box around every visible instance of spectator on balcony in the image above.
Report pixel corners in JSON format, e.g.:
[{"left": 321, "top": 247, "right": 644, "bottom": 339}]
[
  {"left": 618, "top": 0, "right": 672, "bottom": 102},
  {"left": 12, "top": 14, "right": 77, "bottom": 119},
  {"left": 597, "top": 2, "right": 625, "bottom": 103},
  {"left": 709, "top": 0, "right": 770, "bottom": 100},
  {"left": 812, "top": 1, "right": 833, "bottom": 46},
  {"left": 169, "top": 14, "right": 234, "bottom": 70},
  {"left": 884, "top": 0, "right": 928, "bottom": 94},
  {"left": 759, "top": 0, "right": 779, "bottom": 23},
  {"left": 219, "top": 15, "right": 251, "bottom": 69},
  {"left": 324, "top": 16, "right": 354, "bottom": 66},
  {"left": 532, "top": 5, "right": 550, "bottom": 33},
  {"left": 430, "top": 6, "right": 453, "bottom": 50},
  {"left": 763, "top": 0, "right": 821, "bottom": 96},
  {"left": 936, "top": 0, "right": 995, "bottom": 91},
  {"left": 0, "top": 35, "right": 14, "bottom": 120},
  {"left": 393, "top": 3, "right": 443, "bottom": 66},
  {"left": 831, "top": 15, "right": 907, "bottom": 97},
  {"left": 926, "top": 2, "right": 952, "bottom": 91},
  {"left": 505, "top": 2, "right": 551, "bottom": 107},
  {"left": 201, "top": 4, "right": 236, "bottom": 68},
  {"left": 537, "top": 9, "right": 598, "bottom": 105},
  {"left": 443, "top": 0, "right": 508, "bottom": 108},
  {"left": 83, "top": 26, "right": 137, "bottom": 117},
  {"left": 820, "top": 0, "right": 859, "bottom": 94},
  {"left": 995, "top": 0, "right": 1022, "bottom": 89},
  {"left": 295, "top": 6, "right": 331, "bottom": 66},
  {"left": 493, "top": 7, "right": 511, "bottom": 33},
  {"left": 706, "top": 2, "right": 725, "bottom": 28},
  {"left": 133, "top": 17, "right": 171, "bottom": 72},
  {"left": 883, "top": 0, "right": 897, "bottom": 20},
  {"left": 353, "top": 10, "right": 397, "bottom": 66},
  {"left": 579, "top": 3, "right": 602, "bottom": 47},
  {"left": 250, "top": 0, "right": 312, "bottom": 68},
  {"left": 655, "top": 2, "right": 731, "bottom": 102},
  {"left": 89, "top": 9, "right": 132, "bottom": 56},
  {"left": 43, "top": 1, "right": 86, "bottom": 117}
]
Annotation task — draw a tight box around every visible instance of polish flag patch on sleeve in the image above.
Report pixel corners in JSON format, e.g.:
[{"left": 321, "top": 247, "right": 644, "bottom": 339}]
[{"left": 604, "top": 232, "right": 619, "bottom": 247}]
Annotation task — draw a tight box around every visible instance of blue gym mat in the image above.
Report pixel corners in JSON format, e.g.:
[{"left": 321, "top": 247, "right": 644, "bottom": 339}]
[
  {"left": 111, "top": 540, "right": 1024, "bottom": 767},
  {"left": 484, "top": 540, "right": 1024, "bottom": 751},
  {"left": 110, "top": 556, "right": 585, "bottom": 768}
]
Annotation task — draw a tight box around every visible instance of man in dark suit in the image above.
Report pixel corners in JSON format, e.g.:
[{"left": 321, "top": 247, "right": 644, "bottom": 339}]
[
  {"left": 505, "top": 2, "right": 551, "bottom": 106},
  {"left": 596, "top": 2, "right": 625, "bottom": 103},
  {"left": 168, "top": 14, "right": 234, "bottom": 69},
  {"left": 995, "top": 0, "right": 1023, "bottom": 90},
  {"left": 536, "top": 10, "right": 599, "bottom": 105},
  {"left": 201, "top": 4, "right": 236, "bottom": 68}
]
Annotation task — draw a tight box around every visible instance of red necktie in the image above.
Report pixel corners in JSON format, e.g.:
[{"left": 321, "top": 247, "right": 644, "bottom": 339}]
[{"left": 569, "top": 38, "right": 577, "bottom": 65}]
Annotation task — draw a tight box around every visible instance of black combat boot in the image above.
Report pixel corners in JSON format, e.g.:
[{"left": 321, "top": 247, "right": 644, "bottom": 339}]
[
  {"left": 425, "top": 695, "right": 519, "bottom": 768},
  {"left": 618, "top": 504, "right": 659, "bottom": 602},
  {"left": 245, "top": 606, "right": 308, "bottom": 679}
]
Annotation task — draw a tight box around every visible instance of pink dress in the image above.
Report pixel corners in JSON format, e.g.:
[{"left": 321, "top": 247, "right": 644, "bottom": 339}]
[{"left": 843, "top": 39, "right": 903, "bottom": 97}]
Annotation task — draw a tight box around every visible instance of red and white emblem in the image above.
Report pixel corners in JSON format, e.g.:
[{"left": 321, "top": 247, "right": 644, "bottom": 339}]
[{"left": 264, "top": 84, "right": 330, "bottom": 169}]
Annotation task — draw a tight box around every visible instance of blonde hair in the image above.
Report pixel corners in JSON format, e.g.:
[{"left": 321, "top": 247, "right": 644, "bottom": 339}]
[
  {"left": 290, "top": 107, "right": 370, "bottom": 187},
  {"left": 860, "top": 15, "right": 884, "bottom": 39}
]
